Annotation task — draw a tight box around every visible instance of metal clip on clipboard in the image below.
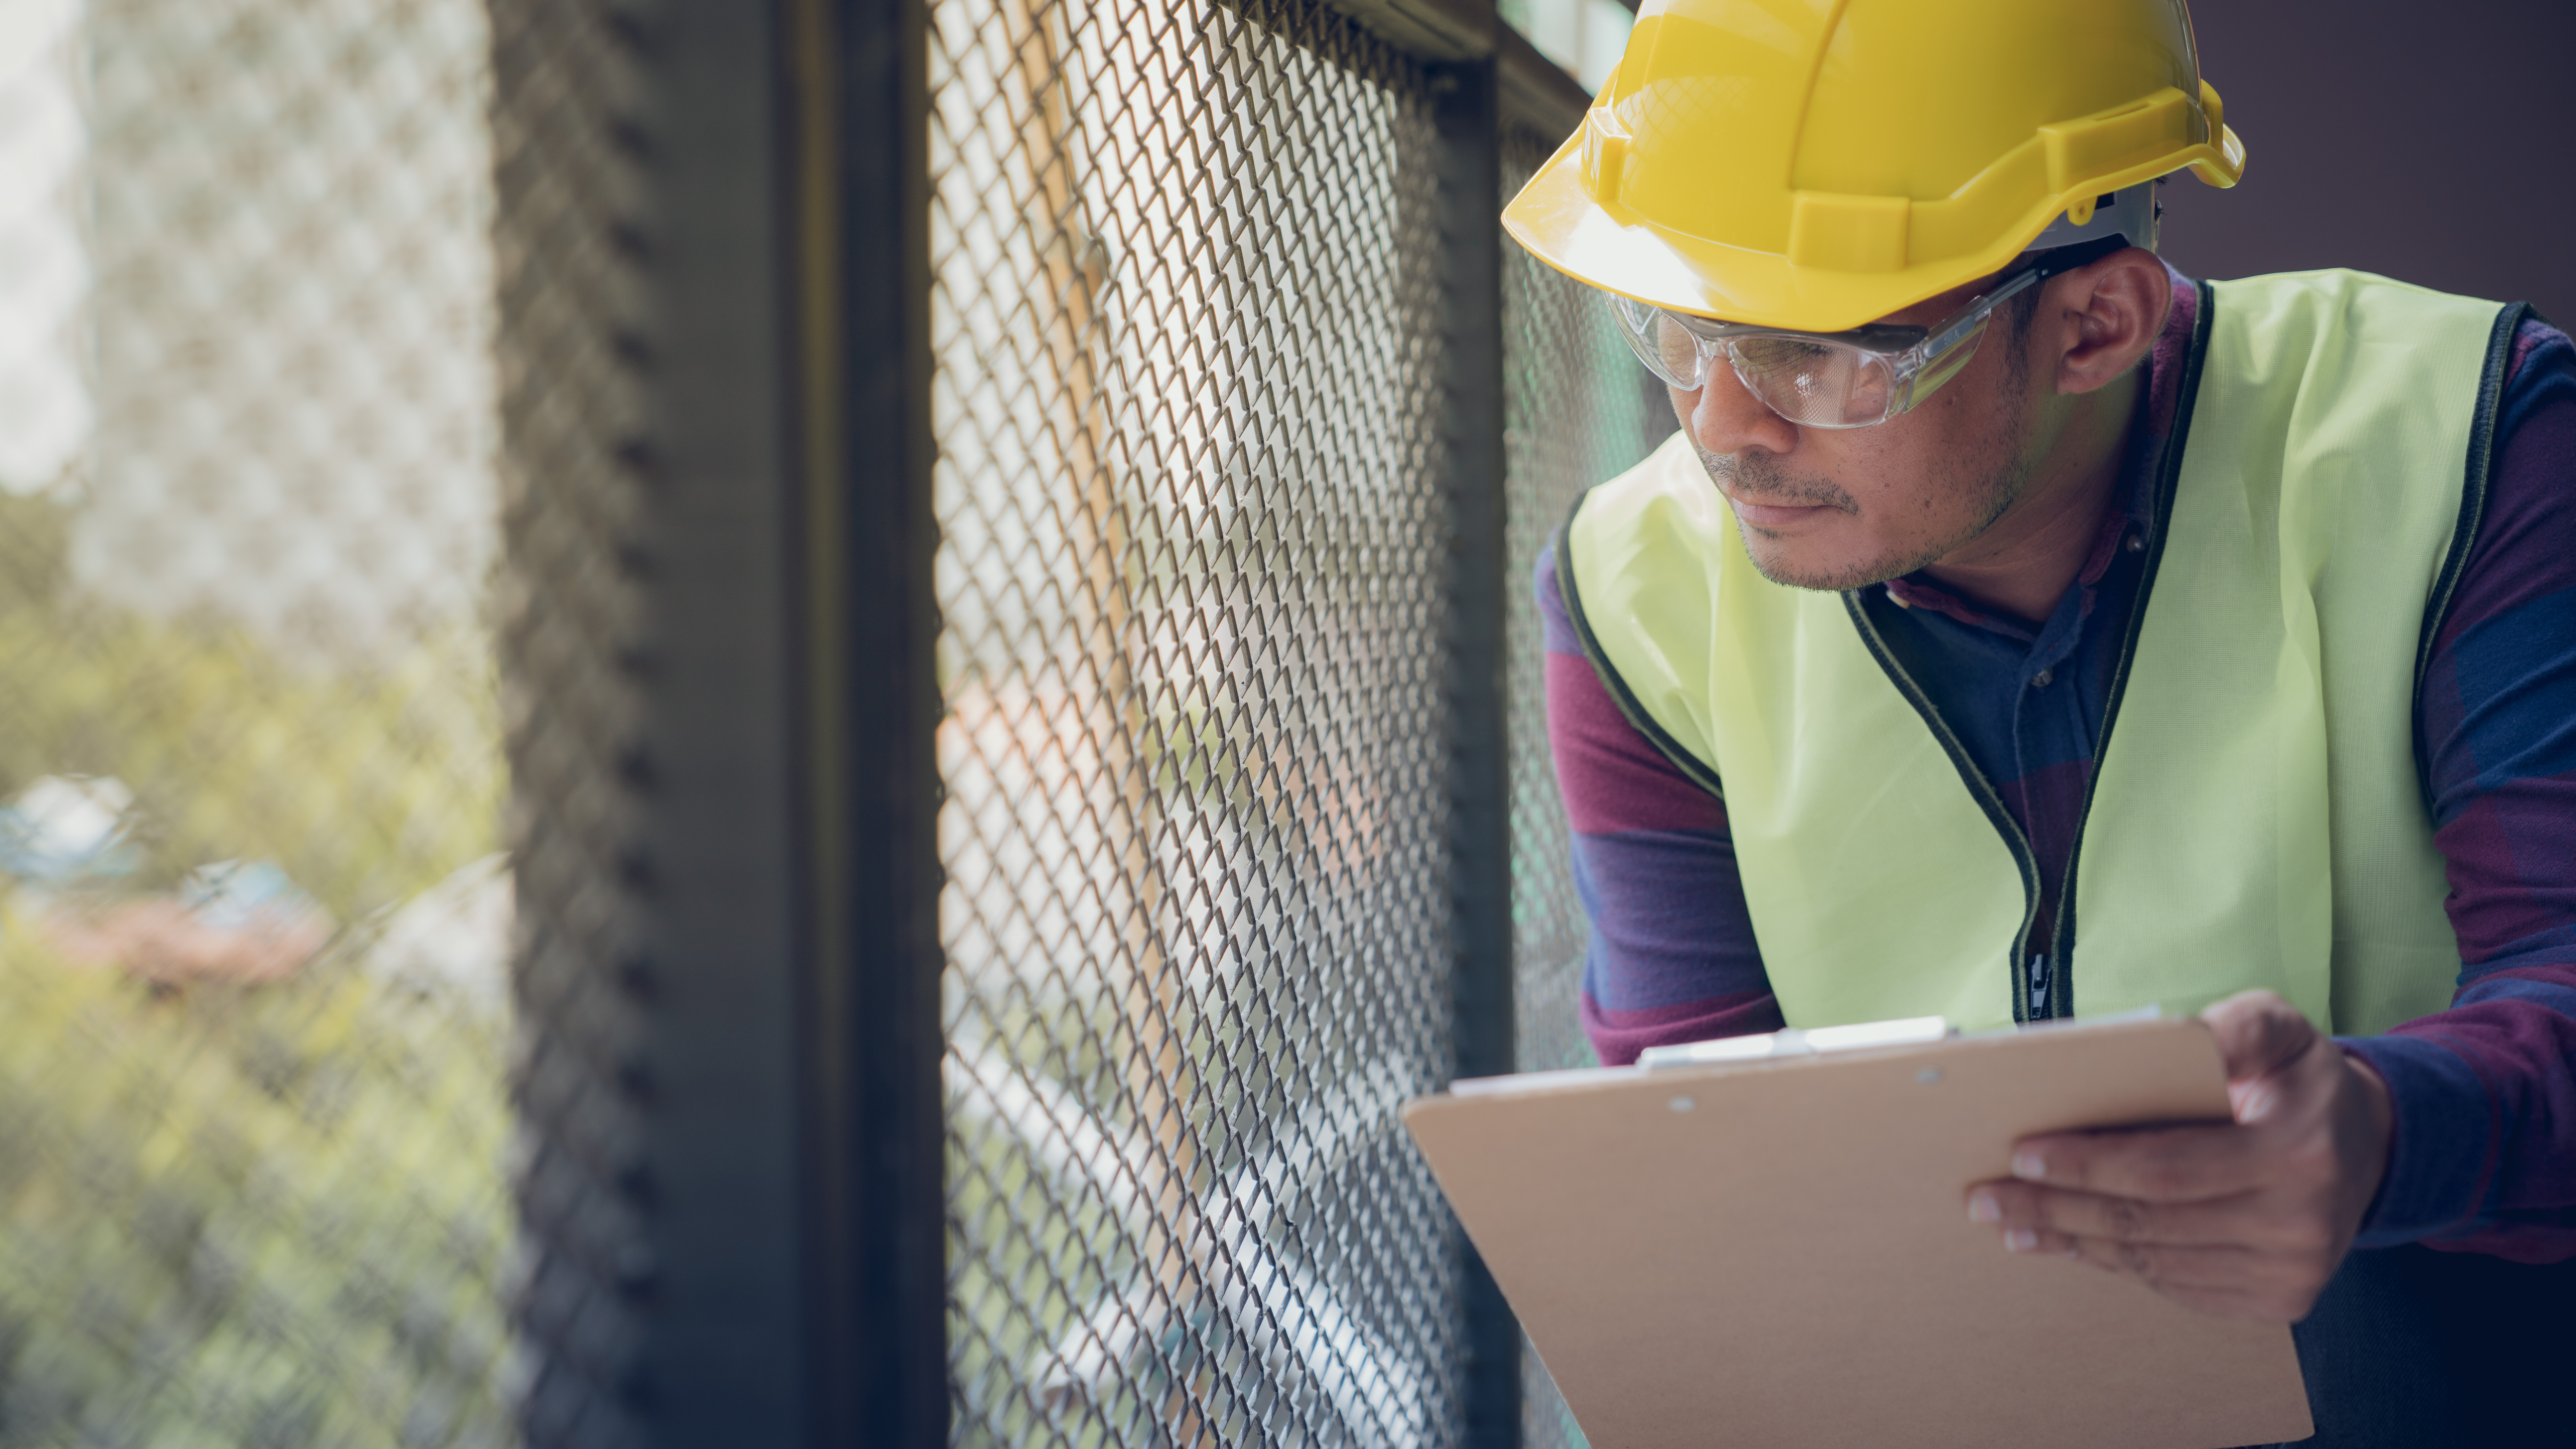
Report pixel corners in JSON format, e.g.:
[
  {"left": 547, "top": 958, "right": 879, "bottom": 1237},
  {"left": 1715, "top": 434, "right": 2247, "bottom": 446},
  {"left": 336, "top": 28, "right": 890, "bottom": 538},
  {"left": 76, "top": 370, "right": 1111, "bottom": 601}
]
[
  {"left": 1634, "top": 1005, "right": 2170, "bottom": 1071},
  {"left": 1636, "top": 1014, "right": 1952, "bottom": 1069}
]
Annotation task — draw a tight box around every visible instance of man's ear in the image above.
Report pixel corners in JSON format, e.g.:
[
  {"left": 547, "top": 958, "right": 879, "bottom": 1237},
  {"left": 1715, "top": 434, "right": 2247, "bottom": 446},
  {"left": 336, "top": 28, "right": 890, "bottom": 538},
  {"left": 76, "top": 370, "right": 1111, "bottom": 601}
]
[{"left": 2048, "top": 247, "right": 2171, "bottom": 396}]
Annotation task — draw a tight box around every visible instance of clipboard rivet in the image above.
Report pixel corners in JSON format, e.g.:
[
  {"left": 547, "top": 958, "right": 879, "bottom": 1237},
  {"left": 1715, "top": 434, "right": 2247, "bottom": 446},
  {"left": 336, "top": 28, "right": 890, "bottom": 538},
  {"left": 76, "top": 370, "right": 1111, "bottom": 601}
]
[
  {"left": 1668, "top": 1096, "right": 1696, "bottom": 1112},
  {"left": 1915, "top": 1068, "right": 1943, "bottom": 1084}
]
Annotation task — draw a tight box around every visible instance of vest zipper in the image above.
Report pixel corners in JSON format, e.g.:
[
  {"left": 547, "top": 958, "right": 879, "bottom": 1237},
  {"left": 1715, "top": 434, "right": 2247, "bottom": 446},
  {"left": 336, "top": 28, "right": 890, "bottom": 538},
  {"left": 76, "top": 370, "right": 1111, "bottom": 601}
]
[
  {"left": 2042, "top": 281, "right": 2215, "bottom": 1017},
  {"left": 1839, "top": 292, "right": 2216, "bottom": 1021},
  {"left": 1840, "top": 592, "right": 2048, "bottom": 1023}
]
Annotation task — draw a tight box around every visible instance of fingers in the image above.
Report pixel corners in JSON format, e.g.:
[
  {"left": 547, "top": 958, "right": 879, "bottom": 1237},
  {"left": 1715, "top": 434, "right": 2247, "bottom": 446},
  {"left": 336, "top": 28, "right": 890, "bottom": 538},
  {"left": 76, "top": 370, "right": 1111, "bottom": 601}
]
[
  {"left": 1967, "top": 1180, "right": 2255, "bottom": 1248},
  {"left": 2004, "top": 1120, "right": 2268, "bottom": 1201},
  {"left": 1997, "top": 1227, "right": 2320, "bottom": 1324},
  {"left": 2200, "top": 989, "right": 2323, "bottom": 1087},
  {"left": 2004, "top": 1226, "right": 2249, "bottom": 1282}
]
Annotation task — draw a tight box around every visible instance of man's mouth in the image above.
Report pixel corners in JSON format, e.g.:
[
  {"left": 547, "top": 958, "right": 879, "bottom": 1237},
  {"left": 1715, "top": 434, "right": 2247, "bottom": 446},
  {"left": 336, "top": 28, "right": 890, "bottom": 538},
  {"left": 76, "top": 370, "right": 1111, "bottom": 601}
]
[
  {"left": 1719, "top": 487, "right": 1842, "bottom": 529},
  {"left": 1698, "top": 447, "right": 1856, "bottom": 528}
]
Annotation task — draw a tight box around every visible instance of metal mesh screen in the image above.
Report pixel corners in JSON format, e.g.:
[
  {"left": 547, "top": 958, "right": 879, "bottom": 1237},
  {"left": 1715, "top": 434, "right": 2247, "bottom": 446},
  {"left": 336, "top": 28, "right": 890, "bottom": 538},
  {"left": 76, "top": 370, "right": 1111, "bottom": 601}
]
[
  {"left": 0, "top": 1, "right": 1677, "bottom": 1442},
  {"left": 1499, "top": 122, "right": 1660, "bottom": 1078},
  {"left": 1498, "top": 118, "right": 1667, "bottom": 1449},
  {"left": 0, "top": 0, "right": 517, "bottom": 1442},
  {"left": 929, "top": 0, "right": 1463, "bottom": 1442},
  {"left": 487, "top": 2, "right": 654, "bottom": 1443}
]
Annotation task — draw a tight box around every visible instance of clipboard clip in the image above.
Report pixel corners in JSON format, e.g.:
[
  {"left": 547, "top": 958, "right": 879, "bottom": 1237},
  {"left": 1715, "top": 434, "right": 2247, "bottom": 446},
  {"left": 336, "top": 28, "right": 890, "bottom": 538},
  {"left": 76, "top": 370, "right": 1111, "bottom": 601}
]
[{"left": 1636, "top": 1014, "right": 1952, "bottom": 1070}]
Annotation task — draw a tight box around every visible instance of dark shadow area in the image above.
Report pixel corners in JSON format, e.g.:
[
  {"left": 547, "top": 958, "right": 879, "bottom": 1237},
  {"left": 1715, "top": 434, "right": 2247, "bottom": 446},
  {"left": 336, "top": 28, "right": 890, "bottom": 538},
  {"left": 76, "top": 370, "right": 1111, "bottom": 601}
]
[{"left": 2162, "top": 0, "right": 2575, "bottom": 325}]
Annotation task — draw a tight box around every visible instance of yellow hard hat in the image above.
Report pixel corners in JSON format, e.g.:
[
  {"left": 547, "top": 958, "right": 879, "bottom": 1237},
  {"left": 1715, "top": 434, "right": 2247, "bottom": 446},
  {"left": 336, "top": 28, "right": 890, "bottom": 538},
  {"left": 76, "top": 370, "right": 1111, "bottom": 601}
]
[{"left": 1503, "top": 0, "right": 2246, "bottom": 333}]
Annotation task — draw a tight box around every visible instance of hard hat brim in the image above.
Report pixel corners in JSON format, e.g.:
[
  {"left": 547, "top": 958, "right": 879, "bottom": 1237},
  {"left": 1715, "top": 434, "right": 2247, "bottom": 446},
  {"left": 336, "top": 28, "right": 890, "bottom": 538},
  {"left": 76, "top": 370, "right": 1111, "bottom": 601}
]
[{"left": 1504, "top": 122, "right": 2247, "bottom": 334}]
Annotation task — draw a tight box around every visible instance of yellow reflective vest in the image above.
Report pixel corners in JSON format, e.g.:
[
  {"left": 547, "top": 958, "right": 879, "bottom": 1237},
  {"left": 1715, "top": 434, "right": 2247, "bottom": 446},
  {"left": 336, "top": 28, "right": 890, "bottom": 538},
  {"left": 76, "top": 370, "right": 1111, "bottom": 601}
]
[{"left": 1558, "top": 271, "right": 2532, "bottom": 1035}]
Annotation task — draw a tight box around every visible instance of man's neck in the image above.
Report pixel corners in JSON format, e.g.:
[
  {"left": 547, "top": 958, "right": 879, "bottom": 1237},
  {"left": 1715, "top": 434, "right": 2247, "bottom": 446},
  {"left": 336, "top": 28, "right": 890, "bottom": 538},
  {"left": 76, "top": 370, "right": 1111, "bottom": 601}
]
[{"left": 1917, "top": 367, "right": 2144, "bottom": 626}]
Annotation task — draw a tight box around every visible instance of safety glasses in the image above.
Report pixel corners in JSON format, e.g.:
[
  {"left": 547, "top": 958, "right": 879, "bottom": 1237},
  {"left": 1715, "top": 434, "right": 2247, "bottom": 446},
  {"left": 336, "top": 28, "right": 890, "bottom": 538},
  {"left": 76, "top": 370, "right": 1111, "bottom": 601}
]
[{"left": 1610, "top": 261, "right": 2056, "bottom": 429}]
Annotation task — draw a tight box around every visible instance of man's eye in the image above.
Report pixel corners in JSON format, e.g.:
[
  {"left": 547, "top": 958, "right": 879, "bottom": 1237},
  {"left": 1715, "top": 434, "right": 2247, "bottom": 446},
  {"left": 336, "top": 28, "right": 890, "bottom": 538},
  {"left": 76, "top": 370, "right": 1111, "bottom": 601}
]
[{"left": 1731, "top": 337, "right": 1836, "bottom": 372}]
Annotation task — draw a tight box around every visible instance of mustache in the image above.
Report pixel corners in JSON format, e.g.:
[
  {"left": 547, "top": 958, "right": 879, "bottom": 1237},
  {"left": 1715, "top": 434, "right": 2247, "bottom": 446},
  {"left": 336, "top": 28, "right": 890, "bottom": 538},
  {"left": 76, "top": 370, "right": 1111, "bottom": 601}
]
[{"left": 1695, "top": 445, "right": 1860, "bottom": 515}]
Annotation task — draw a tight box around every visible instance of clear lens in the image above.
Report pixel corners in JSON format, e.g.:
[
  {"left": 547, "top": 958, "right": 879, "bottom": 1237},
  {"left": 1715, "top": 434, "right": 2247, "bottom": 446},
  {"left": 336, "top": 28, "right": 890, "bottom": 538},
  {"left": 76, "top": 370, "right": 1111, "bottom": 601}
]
[
  {"left": 1604, "top": 293, "right": 1981, "bottom": 426},
  {"left": 1612, "top": 296, "right": 1707, "bottom": 389},
  {"left": 1726, "top": 335, "right": 1897, "bottom": 428},
  {"left": 1648, "top": 312, "right": 1710, "bottom": 388},
  {"left": 1604, "top": 261, "right": 2041, "bottom": 427}
]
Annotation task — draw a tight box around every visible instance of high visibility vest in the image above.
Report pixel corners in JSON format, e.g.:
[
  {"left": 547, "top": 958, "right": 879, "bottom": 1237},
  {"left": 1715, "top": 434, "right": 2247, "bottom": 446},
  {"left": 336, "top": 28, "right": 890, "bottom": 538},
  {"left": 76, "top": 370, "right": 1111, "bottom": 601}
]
[{"left": 1558, "top": 271, "right": 2530, "bottom": 1035}]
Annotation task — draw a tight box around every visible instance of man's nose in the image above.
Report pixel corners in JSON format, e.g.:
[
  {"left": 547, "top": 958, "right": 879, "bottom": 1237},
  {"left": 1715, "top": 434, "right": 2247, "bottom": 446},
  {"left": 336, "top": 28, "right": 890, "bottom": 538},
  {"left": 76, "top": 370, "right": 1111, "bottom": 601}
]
[{"left": 1684, "top": 362, "right": 1800, "bottom": 459}]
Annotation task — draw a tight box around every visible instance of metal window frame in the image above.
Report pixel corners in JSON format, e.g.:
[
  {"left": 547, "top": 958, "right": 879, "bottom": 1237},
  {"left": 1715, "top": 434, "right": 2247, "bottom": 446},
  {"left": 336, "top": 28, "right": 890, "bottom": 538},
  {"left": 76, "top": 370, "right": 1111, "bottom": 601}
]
[
  {"left": 784, "top": 0, "right": 947, "bottom": 1445},
  {"left": 509, "top": 0, "right": 1593, "bottom": 1443},
  {"left": 1431, "top": 45, "right": 1522, "bottom": 1449},
  {"left": 1395, "top": 16, "right": 1590, "bottom": 1449}
]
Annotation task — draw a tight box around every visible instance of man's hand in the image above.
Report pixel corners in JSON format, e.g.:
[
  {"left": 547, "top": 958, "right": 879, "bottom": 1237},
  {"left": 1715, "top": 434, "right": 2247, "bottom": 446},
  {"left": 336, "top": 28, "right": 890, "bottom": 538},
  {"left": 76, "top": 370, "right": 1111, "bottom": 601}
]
[{"left": 1963, "top": 990, "right": 2394, "bottom": 1322}]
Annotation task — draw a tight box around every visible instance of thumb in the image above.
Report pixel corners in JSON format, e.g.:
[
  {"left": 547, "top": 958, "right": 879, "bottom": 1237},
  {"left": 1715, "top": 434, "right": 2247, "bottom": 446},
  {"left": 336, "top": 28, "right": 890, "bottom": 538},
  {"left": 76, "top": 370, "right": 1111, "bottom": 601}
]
[{"left": 2198, "top": 990, "right": 2322, "bottom": 1121}]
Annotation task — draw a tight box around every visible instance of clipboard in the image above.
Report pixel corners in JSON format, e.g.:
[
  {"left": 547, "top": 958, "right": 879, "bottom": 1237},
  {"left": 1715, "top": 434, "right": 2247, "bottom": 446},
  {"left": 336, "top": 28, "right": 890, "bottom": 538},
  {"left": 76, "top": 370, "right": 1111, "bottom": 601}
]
[{"left": 1401, "top": 1015, "right": 2314, "bottom": 1449}]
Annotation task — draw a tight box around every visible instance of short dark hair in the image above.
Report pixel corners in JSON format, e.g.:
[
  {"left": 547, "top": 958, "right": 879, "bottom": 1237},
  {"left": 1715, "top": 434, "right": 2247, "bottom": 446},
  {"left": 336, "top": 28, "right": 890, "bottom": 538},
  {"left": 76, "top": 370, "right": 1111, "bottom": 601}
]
[{"left": 2005, "top": 282, "right": 2047, "bottom": 345}]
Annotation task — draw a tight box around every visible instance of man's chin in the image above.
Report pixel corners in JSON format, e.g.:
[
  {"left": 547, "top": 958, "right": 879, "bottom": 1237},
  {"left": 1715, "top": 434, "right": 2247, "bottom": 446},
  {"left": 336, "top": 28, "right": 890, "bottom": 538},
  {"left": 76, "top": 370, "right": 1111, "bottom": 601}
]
[{"left": 1740, "top": 536, "right": 1911, "bottom": 593}]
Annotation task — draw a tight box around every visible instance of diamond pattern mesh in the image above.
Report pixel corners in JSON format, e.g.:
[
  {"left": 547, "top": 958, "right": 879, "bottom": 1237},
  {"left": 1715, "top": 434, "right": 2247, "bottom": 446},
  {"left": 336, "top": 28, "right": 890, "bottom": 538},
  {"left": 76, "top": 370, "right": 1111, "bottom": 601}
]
[
  {"left": 0, "top": 1, "right": 1697, "bottom": 1440},
  {"left": 0, "top": 0, "right": 517, "bottom": 1443},
  {"left": 488, "top": 1, "right": 654, "bottom": 1444},
  {"left": 1498, "top": 118, "right": 1667, "bottom": 1449},
  {"left": 1499, "top": 120, "right": 1662, "bottom": 1081},
  {"left": 929, "top": 0, "right": 1465, "bottom": 1443}
]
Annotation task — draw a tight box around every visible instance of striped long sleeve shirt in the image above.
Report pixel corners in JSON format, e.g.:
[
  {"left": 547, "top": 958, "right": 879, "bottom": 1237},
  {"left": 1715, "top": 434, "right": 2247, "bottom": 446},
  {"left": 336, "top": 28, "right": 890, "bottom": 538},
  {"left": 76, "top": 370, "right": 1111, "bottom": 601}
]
[{"left": 1538, "top": 269, "right": 2576, "bottom": 1260}]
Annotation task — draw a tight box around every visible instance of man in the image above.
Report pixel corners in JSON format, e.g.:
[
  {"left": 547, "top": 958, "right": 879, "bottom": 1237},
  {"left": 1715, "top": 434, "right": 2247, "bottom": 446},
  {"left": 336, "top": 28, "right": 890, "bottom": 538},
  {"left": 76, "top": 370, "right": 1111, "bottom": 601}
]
[{"left": 1512, "top": 0, "right": 2576, "bottom": 1442}]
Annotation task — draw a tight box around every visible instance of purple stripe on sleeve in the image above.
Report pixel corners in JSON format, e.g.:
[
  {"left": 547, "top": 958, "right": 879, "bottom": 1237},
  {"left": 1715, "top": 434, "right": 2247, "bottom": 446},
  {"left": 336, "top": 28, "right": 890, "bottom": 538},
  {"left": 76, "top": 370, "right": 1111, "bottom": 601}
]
[
  {"left": 2343, "top": 1032, "right": 2503, "bottom": 1248},
  {"left": 1546, "top": 654, "right": 1725, "bottom": 834},
  {"left": 1567, "top": 827, "right": 1767, "bottom": 1011},
  {"left": 2349, "top": 316, "right": 2576, "bottom": 1258},
  {"left": 2435, "top": 767, "right": 2576, "bottom": 969},
  {"left": 2426, "top": 320, "right": 2576, "bottom": 690},
  {"left": 1582, "top": 990, "right": 1786, "bottom": 1068},
  {"left": 1538, "top": 539, "right": 1782, "bottom": 1066},
  {"left": 2347, "top": 964, "right": 2576, "bottom": 1260},
  {"left": 1538, "top": 543, "right": 1587, "bottom": 656}
]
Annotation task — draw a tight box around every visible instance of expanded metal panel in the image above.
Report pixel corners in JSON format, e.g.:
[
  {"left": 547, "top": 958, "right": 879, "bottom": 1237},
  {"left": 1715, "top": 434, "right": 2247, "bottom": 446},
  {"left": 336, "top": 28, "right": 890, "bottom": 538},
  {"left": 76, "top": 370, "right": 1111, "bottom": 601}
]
[
  {"left": 489, "top": 1, "right": 656, "bottom": 1444},
  {"left": 1499, "top": 122, "right": 1660, "bottom": 1078},
  {"left": 1498, "top": 118, "right": 1666, "bottom": 1449},
  {"left": 0, "top": 0, "right": 515, "bottom": 1443},
  {"left": 929, "top": 0, "right": 1461, "bottom": 1443}
]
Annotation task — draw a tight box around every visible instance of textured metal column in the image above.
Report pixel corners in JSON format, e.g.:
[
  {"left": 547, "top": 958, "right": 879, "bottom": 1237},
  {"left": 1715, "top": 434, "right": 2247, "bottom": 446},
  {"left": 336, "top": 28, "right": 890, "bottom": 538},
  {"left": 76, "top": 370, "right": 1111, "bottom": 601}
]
[
  {"left": 786, "top": 0, "right": 946, "bottom": 1444},
  {"left": 494, "top": 0, "right": 660, "bottom": 1439},
  {"left": 621, "top": 1, "right": 813, "bottom": 1438},
  {"left": 499, "top": 0, "right": 939, "bottom": 1442},
  {"left": 1433, "top": 50, "right": 1523, "bottom": 1449}
]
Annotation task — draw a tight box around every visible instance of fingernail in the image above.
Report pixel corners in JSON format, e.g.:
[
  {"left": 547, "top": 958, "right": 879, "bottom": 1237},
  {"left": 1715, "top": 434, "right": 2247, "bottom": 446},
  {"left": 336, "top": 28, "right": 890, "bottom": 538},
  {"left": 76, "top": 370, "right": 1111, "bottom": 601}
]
[
  {"left": 2011, "top": 1151, "right": 2047, "bottom": 1181},
  {"left": 1968, "top": 1192, "right": 2000, "bottom": 1223},
  {"left": 2004, "top": 1228, "right": 2039, "bottom": 1252}
]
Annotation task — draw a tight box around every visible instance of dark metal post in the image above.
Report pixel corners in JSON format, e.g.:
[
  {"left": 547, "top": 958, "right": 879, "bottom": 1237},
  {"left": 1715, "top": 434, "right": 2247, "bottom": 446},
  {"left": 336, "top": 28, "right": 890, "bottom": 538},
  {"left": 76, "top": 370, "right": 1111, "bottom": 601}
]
[
  {"left": 1432, "top": 51, "right": 1523, "bottom": 1449},
  {"left": 782, "top": 0, "right": 947, "bottom": 1444},
  {"left": 498, "top": 0, "right": 942, "bottom": 1441},
  {"left": 619, "top": 2, "right": 813, "bottom": 1439}
]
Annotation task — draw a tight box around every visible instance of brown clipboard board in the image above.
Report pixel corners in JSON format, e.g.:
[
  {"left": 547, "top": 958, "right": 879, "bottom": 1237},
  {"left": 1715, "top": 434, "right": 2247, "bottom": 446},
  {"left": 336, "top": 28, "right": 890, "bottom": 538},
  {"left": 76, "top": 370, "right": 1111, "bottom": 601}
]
[{"left": 1401, "top": 1016, "right": 2314, "bottom": 1449}]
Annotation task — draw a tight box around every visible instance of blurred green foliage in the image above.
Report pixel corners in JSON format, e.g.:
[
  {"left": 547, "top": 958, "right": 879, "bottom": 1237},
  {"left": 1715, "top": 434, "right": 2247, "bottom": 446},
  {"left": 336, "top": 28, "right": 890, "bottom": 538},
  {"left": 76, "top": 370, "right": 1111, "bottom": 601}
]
[
  {"left": 0, "top": 924, "right": 513, "bottom": 1448},
  {"left": 0, "top": 491, "right": 501, "bottom": 921},
  {"left": 0, "top": 490, "right": 512, "bottom": 1444}
]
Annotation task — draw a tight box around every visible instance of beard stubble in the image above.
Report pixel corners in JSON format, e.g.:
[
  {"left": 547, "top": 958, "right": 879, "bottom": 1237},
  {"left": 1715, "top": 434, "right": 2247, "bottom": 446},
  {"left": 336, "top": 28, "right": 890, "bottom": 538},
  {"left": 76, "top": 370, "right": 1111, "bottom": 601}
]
[{"left": 1693, "top": 374, "right": 2036, "bottom": 593}]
